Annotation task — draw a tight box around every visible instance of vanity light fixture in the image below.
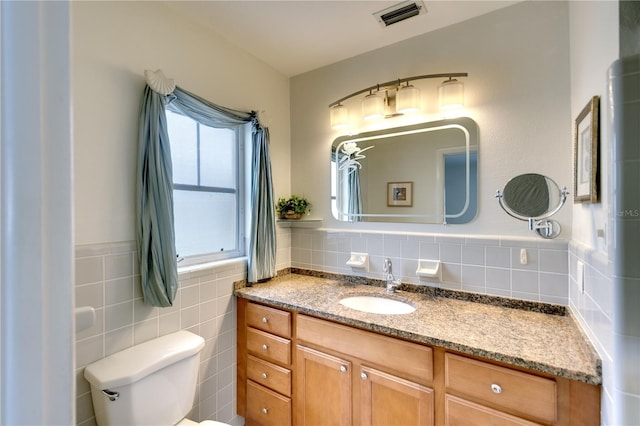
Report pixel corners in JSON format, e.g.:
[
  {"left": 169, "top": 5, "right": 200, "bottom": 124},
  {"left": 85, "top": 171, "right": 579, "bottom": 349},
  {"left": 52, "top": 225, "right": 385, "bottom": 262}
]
[
  {"left": 439, "top": 77, "right": 465, "bottom": 110},
  {"left": 362, "top": 89, "right": 385, "bottom": 121},
  {"left": 396, "top": 82, "right": 420, "bottom": 114},
  {"left": 329, "top": 72, "right": 468, "bottom": 129},
  {"left": 330, "top": 103, "right": 349, "bottom": 129}
]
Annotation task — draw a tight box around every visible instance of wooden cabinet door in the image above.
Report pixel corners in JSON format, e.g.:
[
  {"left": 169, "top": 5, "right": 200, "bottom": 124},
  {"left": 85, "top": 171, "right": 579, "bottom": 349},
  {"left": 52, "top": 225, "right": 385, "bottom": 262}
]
[
  {"left": 360, "top": 366, "right": 434, "bottom": 426},
  {"left": 296, "top": 345, "right": 352, "bottom": 426}
]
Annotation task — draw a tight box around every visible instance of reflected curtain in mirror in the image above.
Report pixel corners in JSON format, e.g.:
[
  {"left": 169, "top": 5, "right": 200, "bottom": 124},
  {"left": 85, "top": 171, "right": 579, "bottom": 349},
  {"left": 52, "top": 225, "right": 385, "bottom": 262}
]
[
  {"left": 334, "top": 146, "right": 364, "bottom": 222},
  {"left": 348, "top": 168, "right": 363, "bottom": 222}
]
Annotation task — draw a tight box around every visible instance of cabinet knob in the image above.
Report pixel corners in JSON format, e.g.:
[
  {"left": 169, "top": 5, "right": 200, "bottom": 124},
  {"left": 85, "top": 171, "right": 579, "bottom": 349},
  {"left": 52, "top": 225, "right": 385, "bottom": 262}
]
[
  {"left": 262, "top": 344, "right": 269, "bottom": 351},
  {"left": 261, "top": 317, "right": 269, "bottom": 324},
  {"left": 262, "top": 408, "right": 269, "bottom": 415},
  {"left": 361, "top": 372, "right": 368, "bottom": 380},
  {"left": 261, "top": 372, "right": 268, "bottom": 379},
  {"left": 491, "top": 383, "right": 502, "bottom": 394},
  {"left": 339, "top": 365, "right": 347, "bottom": 373}
]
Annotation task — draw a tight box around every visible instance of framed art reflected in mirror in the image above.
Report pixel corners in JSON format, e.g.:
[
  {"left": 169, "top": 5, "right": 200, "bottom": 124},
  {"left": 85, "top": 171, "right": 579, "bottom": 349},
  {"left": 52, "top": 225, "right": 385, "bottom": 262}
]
[{"left": 387, "top": 182, "right": 413, "bottom": 207}]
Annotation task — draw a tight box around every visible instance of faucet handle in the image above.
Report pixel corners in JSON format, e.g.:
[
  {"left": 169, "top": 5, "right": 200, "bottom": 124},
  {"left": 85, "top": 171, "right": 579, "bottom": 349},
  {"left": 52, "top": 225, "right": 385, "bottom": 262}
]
[
  {"left": 383, "top": 258, "right": 392, "bottom": 273},
  {"left": 386, "top": 278, "right": 402, "bottom": 293}
]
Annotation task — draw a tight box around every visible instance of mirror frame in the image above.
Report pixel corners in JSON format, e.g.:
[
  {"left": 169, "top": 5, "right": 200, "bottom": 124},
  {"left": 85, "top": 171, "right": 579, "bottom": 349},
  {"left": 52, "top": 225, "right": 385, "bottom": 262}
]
[{"left": 331, "top": 117, "right": 479, "bottom": 223}]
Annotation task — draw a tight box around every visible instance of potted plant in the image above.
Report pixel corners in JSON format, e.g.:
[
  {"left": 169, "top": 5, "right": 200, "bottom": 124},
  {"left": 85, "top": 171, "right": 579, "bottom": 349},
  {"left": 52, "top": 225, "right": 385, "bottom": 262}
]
[{"left": 276, "top": 195, "right": 310, "bottom": 219}]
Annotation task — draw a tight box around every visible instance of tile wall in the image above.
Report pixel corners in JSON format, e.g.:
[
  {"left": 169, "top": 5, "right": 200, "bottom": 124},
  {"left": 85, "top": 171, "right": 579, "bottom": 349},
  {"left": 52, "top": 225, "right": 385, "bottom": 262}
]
[
  {"left": 290, "top": 228, "right": 570, "bottom": 305},
  {"left": 569, "top": 241, "right": 614, "bottom": 424},
  {"left": 73, "top": 227, "right": 574, "bottom": 424},
  {"left": 608, "top": 54, "right": 640, "bottom": 426},
  {"left": 74, "top": 241, "right": 246, "bottom": 426}
]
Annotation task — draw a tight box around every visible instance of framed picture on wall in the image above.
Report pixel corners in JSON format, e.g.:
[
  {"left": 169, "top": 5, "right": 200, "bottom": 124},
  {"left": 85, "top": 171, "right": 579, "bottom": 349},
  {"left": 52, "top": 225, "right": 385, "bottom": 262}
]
[
  {"left": 573, "top": 95, "right": 600, "bottom": 203},
  {"left": 387, "top": 182, "right": 413, "bottom": 207}
]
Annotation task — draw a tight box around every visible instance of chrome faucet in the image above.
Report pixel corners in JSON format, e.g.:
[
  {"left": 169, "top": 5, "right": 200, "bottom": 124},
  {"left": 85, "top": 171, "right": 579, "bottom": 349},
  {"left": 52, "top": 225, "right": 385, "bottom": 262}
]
[{"left": 383, "top": 258, "right": 401, "bottom": 293}]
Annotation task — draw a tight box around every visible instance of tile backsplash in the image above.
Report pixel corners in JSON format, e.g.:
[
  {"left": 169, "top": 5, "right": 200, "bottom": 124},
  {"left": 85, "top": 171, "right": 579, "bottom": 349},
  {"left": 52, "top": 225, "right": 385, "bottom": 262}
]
[
  {"left": 74, "top": 241, "right": 245, "bottom": 426},
  {"left": 290, "top": 228, "right": 570, "bottom": 305}
]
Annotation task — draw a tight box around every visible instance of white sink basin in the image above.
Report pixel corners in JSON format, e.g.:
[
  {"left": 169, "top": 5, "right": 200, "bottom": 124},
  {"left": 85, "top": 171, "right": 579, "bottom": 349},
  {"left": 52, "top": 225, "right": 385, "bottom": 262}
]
[{"left": 339, "top": 295, "right": 416, "bottom": 315}]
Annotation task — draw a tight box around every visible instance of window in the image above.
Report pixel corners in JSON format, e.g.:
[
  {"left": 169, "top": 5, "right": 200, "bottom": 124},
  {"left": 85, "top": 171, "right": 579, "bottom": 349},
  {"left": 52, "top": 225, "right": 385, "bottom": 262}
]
[{"left": 166, "top": 109, "right": 244, "bottom": 263}]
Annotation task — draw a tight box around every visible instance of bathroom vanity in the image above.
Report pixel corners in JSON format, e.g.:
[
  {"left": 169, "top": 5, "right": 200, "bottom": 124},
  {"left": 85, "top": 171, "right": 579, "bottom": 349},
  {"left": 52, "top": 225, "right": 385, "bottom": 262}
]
[{"left": 235, "top": 274, "right": 601, "bottom": 426}]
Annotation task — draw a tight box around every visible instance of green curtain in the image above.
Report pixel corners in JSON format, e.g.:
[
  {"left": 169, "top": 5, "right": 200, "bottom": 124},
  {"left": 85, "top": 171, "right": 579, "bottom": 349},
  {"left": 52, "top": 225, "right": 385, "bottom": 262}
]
[
  {"left": 248, "top": 126, "right": 277, "bottom": 282},
  {"left": 137, "top": 83, "right": 277, "bottom": 305},
  {"left": 137, "top": 86, "right": 178, "bottom": 307}
]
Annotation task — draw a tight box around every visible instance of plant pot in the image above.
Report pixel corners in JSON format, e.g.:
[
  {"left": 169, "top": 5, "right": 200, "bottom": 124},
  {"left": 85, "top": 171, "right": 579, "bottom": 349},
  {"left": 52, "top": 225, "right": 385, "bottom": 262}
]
[{"left": 282, "top": 211, "right": 302, "bottom": 220}]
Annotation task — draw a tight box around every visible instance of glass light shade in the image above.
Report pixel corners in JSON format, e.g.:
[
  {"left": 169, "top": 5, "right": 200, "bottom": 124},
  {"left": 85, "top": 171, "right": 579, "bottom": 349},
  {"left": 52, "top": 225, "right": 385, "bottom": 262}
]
[
  {"left": 439, "top": 79, "right": 464, "bottom": 110},
  {"left": 330, "top": 104, "right": 349, "bottom": 129},
  {"left": 396, "top": 84, "right": 420, "bottom": 114},
  {"left": 362, "top": 92, "right": 384, "bottom": 121}
]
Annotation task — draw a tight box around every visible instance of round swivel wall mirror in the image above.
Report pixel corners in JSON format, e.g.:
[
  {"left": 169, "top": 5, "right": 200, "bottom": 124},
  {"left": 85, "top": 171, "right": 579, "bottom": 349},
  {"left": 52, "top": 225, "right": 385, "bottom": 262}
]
[{"left": 496, "top": 173, "right": 569, "bottom": 239}]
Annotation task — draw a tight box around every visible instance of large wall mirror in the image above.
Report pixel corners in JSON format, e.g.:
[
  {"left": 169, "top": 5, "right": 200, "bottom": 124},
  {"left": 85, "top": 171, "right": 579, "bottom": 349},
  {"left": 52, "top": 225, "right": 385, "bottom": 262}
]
[{"left": 331, "top": 117, "right": 478, "bottom": 224}]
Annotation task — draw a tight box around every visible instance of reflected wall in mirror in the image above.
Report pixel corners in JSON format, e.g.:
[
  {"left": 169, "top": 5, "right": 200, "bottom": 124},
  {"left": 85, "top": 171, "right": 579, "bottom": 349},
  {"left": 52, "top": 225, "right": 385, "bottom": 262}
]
[{"left": 331, "top": 117, "right": 478, "bottom": 224}]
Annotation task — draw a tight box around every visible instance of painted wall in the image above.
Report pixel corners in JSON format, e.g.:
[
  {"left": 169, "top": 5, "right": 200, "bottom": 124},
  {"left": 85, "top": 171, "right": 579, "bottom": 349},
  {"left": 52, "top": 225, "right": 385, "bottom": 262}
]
[
  {"left": 567, "top": 2, "right": 619, "bottom": 425},
  {"left": 290, "top": 1, "right": 572, "bottom": 237},
  {"left": 71, "top": 2, "right": 291, "bottom": 424},
  {"left": 72, "top": 1, "right": 291, "bottom": 246}
]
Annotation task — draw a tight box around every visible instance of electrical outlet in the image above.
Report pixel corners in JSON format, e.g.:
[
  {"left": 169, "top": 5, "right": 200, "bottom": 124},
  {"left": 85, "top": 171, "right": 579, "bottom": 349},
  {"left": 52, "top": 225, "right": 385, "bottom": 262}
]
[{"left": 519, "top": 248, "right": 528, "bottom": 265}]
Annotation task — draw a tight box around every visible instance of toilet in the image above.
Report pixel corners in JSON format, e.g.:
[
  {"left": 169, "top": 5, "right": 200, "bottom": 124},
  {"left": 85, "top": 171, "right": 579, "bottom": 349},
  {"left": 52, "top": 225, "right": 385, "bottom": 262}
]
[{"left": 84, "top": 330, "right": 230, "bottom": 426}]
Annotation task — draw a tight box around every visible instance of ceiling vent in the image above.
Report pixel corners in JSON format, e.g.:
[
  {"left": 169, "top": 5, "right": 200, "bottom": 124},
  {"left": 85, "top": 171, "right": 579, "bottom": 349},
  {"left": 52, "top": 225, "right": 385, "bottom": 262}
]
[{"left": 373, "top": 0, "right": 427, "bottom": 27}]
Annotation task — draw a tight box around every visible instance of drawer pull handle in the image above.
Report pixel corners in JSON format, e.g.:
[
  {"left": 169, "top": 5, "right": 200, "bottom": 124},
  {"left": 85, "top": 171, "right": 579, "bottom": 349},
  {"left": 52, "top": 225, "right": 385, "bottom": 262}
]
[
  {"left": 491, "top": 383, "right": 502, "bottom": 394},
  {"left": 262, "top": 317, "right": 269, "bottom": 324},
  {"left": 262, "top": 408, "right": 269, "bottom": 415},
  {"left": 361, "top": 372, "right": 368, "bottom": 380},
  {"left": 339, "top": 365, "right": 348, "bottom": 373},
  {"left": 261, "top": 372, "right": 268, "bottom": 379},
  {"left": 262, "top": 344, "right": 269, "bottom": 351}
]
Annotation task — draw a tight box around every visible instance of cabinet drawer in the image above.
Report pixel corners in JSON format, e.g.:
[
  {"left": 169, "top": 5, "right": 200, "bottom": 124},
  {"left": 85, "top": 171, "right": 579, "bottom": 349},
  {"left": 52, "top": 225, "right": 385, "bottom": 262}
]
[
  {"left": 445, "top": 353, "right": 556, "bottom": 424},
  {"left": 247, "top": 354, "right": 291, "bottom": 396},
  {"left": 297, "top": 314, "right": 432, "bottom": 384},
  {"left": 445, "top": 395, "right": 542, "bottom": 426},
  {"left": 247, "top": 327, "right": 291, "bottom": 365},
  {"left": 246, "top": 380, "right": 291, "bottom": 426},
  {"left": 247, "top": 302, "right": 291, "bottom": 338}
]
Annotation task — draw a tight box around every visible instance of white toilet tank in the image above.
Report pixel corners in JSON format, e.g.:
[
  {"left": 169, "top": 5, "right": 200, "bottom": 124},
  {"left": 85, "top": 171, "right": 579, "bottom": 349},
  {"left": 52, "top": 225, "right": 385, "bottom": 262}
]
[{"left": 84, "top": 331, "right": 205, "bottom": 426}]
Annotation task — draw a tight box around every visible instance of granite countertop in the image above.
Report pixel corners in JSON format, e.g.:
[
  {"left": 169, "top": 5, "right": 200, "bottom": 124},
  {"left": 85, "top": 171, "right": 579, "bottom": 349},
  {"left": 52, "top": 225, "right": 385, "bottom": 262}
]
[{"left": 235, "top": 273, "right": 601, "bottom": 386}]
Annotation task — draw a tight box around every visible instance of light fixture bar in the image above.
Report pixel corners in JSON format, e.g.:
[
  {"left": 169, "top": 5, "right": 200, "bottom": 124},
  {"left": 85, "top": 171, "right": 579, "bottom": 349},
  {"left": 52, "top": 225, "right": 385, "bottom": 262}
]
[{"left": 328, "top": 72, "right": 468, "bottom": 108}]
